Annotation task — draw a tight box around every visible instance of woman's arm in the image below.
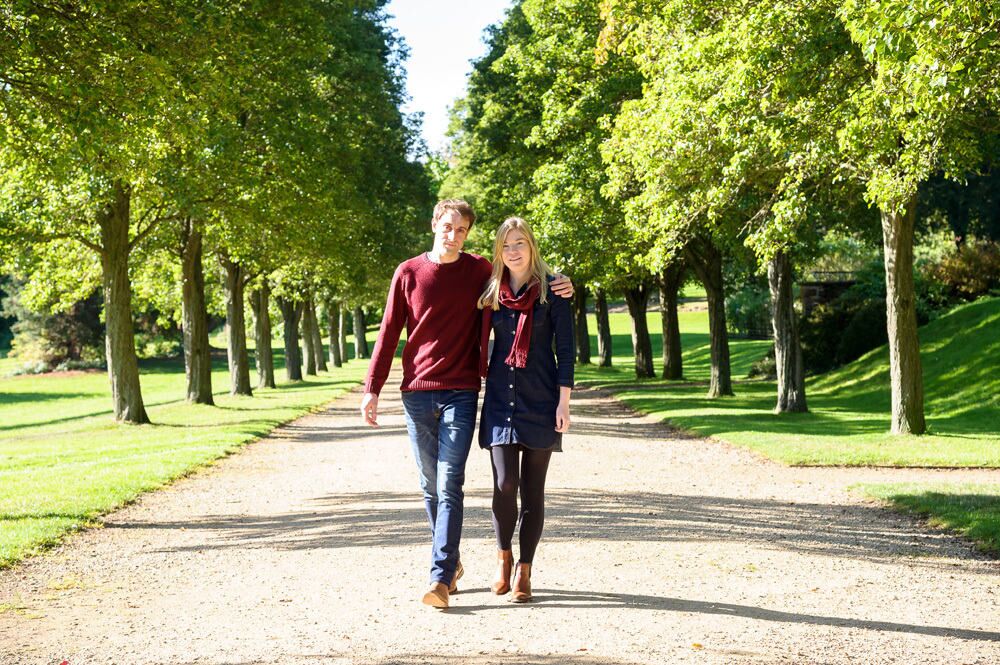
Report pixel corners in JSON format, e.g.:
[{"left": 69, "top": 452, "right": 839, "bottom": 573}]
[
  {"left": 556, "top": 385, "right": 572, "bottom": 432},
  {"left": 550, "top": 283, "right": 576, "bottom": 387},
  {"left": 550, "top": 283, "right": 575, "bottom": 431}
]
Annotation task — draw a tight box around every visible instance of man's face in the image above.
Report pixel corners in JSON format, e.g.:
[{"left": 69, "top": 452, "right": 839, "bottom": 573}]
[{"left": 431, "top": 210, "right": 471, "bottom": 254}]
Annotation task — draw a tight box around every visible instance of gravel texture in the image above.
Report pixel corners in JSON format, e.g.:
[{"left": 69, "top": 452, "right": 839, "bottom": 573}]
[{"left": 1, "top": 374, "right": 998, "bottom": 664}]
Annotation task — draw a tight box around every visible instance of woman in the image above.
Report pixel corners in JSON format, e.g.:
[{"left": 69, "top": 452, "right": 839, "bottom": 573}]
[{"left": 478, "top": 216, "right": 574, "bottom": 603}]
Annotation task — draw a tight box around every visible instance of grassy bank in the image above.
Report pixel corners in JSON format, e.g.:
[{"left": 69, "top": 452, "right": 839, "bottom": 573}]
[
  {"left": 578, "top": 297, "right": 1000, "bottom": 467},
  {"left": 856, "top": 483, "right": 1000, "bottom": 553},
  {"left": 576, "top": 297, "right": 1000, "bottom": 553},
  {"left": 0, "top": 344, "right": 370, "bottom": 568}
]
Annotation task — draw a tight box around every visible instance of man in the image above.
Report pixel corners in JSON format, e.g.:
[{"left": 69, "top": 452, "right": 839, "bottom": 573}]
[{"left": 361, "top": 199, "right": 572, "bottom": 608}]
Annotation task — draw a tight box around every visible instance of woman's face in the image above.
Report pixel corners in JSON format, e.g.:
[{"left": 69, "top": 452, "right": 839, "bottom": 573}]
[{"left": 501, "top": 228, "right": 531, "bottom": 273}]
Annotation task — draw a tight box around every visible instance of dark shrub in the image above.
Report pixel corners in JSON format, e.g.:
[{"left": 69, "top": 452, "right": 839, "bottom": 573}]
[
  {"left": 133, "top": 308, "right": 183, "bottom": 359},
  {"left": 0, "top": 276, "right": 13, "bottom": 353},
  {"left": 3, "top": 287, "right": 104, "bottom": 368},
  {"left": 835, "top": 298, "right": 887, "bottom": 366},
  {"left": 926, "top": 239, "right": 1000, "bottom": 301},
  {"left": 747, "top": 345, "right": 777, "bottom": 380},
  {"left": 726, "top": 282, "right": 771, "bottom": 339},
  {"left": 800, "top": 301, "right": 852, "bottom": 374},
  {"left": 800, "top": 261, "right": 889, "bottom": 373},
  {"left": 799, "top": 255, "right": 954, "bottom": 374}
]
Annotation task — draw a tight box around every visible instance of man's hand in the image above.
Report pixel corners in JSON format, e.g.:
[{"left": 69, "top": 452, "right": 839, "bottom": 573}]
[
  {"left": 551, "top": 273, "right": 574, "bottom": 299},
  {"left": 361, "top": 392, "right": 379, "bottom": 427}
]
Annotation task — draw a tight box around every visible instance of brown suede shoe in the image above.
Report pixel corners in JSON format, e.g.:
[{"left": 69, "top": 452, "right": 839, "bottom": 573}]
[
  {"left": 448, "top": 560, "right": 464, "bottom": 594},
  {"left": 491, "top": 549, "right": 514, "bottom": 595},
  {"left": 421, "top": 582, "right": 449, "bottom": 608},
  {"left": 511, "top": 562, "right": 532, "bottom": 603}
]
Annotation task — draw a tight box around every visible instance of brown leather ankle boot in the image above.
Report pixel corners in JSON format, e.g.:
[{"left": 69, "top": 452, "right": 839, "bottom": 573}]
[
  {"left": 511, "top": 562, "right": 532, "bottom": 603},
  {"left": 491, "top": 549, "right": 514, "bottom": 595}
]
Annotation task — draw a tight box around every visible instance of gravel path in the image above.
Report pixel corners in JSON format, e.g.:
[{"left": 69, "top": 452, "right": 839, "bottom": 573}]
[{"left": 1, "top": 375, "right": 998, "bottom": 665}]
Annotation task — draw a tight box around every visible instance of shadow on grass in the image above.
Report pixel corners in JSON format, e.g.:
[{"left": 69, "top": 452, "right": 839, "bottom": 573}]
[
  {"left": 579, "top": 299, "right": 1000, "bottom": 444},
  {"left": 272, "top": 421, "right": 408, "bottom": 441},
  {"left": 598, "top": 331, "right": 771, "bottom": 382},
  {"left": 0, "top": 375, "right": 360, "bottom": 434},
  {"left": 0, "top": 391, "right": 96, "bottom": 405},
  {"left": 0, "top": 398, "right": 185, "bottom": 433},
  {"left": 0, "top": 512, "right": 92, "bottom": 522},
  {"left": 584, "top": 374, "right": 999, "bottom": 440},
  {"left": 869, "top": 490, "right": 1000, "bottom": 553}
]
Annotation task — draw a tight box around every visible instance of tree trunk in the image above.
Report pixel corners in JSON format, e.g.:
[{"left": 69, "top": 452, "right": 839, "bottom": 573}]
[
  {"left": 98, "top": 180, "right": 149, "bottom": 424},
  {"left": 353, "top": 306, "right": 369, "bottom": 359},
  {"left": 594, "top": 287, "right": 612, "bottom": 367},
  {"left": 573, "top": 285, "right": 591, "bottom": 364},
  {"left": 881, "top": 197, "right": 926, "bottom": 434},
  {"left": 302, "top": 298, "right": 317, "bottom": 376},
  {"left": 623, "top": 283, "right": 654, "bottom": 378},
  {"left": 279, "top": 297, "right": 304, "bottom": 381},
  {"left": 327, "top": 300, "right": 343, "bottom": 367},
  {"left": 180, "top": 219, "right": 214, "bottom": 405},
  {"left": 686, "top": 238, "right": 734, "bottom": 397},
  {"left": 338, "top": 305, "right": 348, "bottom": 363},
  {"left": 659, "top": 263, "right": 684, "bottom": 380},
  {"left": 309, "top": 298, "right": 327, "bottom": 372},
  {"left": 250, "top": 283, "right": 276, "bottom": 389},
  {"left": 221, "top": 256, "right": 253, "bottom": 396},
  {"left": 768, "top": 251, "right": 807, "bottom": 413}
]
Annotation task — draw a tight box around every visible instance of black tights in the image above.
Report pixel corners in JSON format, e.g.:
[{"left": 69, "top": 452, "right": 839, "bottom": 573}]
[{"left": 490, "top": 445, "right": 552, "bottom": 564}]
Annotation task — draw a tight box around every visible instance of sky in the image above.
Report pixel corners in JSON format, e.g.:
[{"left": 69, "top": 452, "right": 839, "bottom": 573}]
[{"left": 385, "top": 0, "right": 514, "bottom": 154}]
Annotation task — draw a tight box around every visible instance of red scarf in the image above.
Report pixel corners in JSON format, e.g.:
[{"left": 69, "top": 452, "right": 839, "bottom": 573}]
[{"left": 480, "top": 272, "right": 540, "bottom": 377}]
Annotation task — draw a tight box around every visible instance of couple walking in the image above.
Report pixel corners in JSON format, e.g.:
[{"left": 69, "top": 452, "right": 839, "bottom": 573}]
[{"left": 360, "top": 199, "right": 575, "bottom": 608}]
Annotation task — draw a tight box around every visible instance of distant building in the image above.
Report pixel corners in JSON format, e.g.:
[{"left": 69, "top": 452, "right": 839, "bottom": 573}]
[{"left": 799, "top": 271, "right": 857, "bottom": 314}]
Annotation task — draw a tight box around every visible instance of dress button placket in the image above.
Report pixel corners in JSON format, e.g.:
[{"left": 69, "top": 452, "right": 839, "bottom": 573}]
[{"left": 504, "top": 315, "right": 515, "bottom": 443}]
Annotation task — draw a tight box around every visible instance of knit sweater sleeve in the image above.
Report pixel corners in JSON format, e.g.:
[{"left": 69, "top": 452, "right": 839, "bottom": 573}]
[{"left": 363, "top": 264, "right": 408, "bottom": 395}]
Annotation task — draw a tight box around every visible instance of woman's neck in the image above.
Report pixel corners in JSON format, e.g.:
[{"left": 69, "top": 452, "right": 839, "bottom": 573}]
[{"left": 508, "top": 267, "right": 530, "bottom": 293}]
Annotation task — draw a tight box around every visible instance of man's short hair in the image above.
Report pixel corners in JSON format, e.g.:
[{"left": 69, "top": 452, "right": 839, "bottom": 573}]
[{"left": 432, "top": 199, "right": 476, "bottom": 227}]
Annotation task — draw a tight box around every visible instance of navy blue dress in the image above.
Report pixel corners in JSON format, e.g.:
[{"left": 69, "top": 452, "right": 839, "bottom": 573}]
[{"left": 478, "top": 277, "right": 575, "bottom": 451}]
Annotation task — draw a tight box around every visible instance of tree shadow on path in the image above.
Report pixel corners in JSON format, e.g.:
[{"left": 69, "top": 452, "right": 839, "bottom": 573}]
[
  {"left": 126, "top": 488, "right": 996, "bottom": 570},
  {"left": 444, "top": 589, "right": 1000, "bottom": 642}
]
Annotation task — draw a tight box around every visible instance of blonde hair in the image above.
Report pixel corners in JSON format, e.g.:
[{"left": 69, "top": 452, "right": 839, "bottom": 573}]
[{"left": 478, "top": 217, "right": 553, "bottom": 310}]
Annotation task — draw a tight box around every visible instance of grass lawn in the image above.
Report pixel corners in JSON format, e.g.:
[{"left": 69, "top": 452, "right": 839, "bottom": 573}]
[
  {"left": 0, "top": 356, "right": 18, "bottom": 377},
  {"left": 578, "top": 297, "right": 1000, "bottom": 467},
  {"left": 0, "top": 337, "right": 373, "bottom": 568},
  {"left": 855, "top": 483, "right": 1000, "bottom": 553},
  {"left": 576, "top": 296, "right": 1000, "bottom": 552}
]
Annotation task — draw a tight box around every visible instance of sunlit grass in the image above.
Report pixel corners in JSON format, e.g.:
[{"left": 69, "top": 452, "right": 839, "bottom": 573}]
[
  {"left": 0, "top": 335, "right": 372, "bottom": 568},
  {"left": 855, "top": 483, "right": 1000, "bottom": 553},
  {"left": 576, "top": 298, "right": 1000, "bottom": 552},
  {"left": 576, "top": 297, "right": 1000, "bottom": 467}
]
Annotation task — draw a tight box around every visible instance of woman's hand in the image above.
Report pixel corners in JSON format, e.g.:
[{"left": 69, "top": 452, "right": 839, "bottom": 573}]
[{"left": 555, "top": 394, "right": 571, "bottom": 433}]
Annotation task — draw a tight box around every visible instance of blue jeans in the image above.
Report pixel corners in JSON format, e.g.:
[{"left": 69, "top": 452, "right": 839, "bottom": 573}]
[{"left": 400, "top": 389, "right": 478, "bottom": 585}]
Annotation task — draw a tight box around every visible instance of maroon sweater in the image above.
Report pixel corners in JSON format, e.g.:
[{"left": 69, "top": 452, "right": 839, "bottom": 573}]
[{"left": 364, "top": 252, "right": 493, "bottom": 396}]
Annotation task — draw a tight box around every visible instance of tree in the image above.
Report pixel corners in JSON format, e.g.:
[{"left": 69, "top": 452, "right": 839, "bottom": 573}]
[
  {"left": 658, "top": 262, "right": 685, "bottom": 380},
  {"left": 249, "top": 279, "right": 276, "bottom": 389},
  {"left": 2, "top": 1, "right": 435, "bottom": 419},
  {"left": 0, "top": 4, "right": 249, "bottom": 421},
  {"left": 835, "top": 0, "right": 1000, "bottom": 433},
  {"left": 600, "top": 0, "right": 869, "bottom": 407},
  {"left": 180, "top": 219, "right": 214, "bottom": 404},
  {"left": 445, "top": 0, "right": 651, "bottom": 376}
]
